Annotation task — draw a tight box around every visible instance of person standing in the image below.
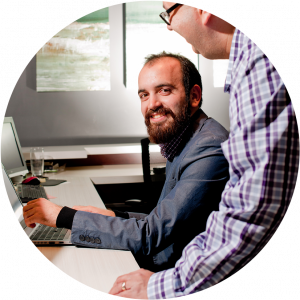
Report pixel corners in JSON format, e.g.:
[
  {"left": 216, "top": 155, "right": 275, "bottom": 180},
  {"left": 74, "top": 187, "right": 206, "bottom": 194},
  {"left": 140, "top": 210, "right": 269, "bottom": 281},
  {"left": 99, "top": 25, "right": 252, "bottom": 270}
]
[{"left": 108, "top": 3, "right": 299, "bottom": 298}]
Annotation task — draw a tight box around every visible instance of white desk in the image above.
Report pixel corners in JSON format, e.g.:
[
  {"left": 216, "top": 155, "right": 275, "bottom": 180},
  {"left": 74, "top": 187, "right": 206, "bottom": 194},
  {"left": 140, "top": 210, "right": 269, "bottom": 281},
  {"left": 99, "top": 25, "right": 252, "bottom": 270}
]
[
  {"left": 38, "top": 247, "right": 139, "bottom": 293},
  {"left": 38, "top": 174, "right": 140, "bottom": 293},
  {"left": 47, "top": 165, "right": 166, "bottom": 185},
  {"left": 22, "top": 143, "right": 161, "bottom": 160}
]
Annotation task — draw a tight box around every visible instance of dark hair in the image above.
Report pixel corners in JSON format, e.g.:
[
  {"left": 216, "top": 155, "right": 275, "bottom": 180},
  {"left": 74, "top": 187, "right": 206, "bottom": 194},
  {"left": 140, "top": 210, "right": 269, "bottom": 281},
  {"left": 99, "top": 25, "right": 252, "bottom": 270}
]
[{"left": 144, "top": 51, "right": 203, "bottom": 107}]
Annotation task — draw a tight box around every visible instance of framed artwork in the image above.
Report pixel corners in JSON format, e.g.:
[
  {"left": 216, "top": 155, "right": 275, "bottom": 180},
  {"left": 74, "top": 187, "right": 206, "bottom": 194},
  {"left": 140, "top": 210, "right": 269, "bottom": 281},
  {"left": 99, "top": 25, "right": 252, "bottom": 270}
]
[{"left": 36, "top": 8, "right": 110, "bottom": 92}]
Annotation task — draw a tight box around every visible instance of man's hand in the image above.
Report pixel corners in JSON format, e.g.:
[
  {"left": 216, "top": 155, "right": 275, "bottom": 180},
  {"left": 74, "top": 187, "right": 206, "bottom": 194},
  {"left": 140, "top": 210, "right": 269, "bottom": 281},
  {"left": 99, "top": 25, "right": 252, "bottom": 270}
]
[
  {"left": 109, "top": 269, "right": 154, "bottom": 299},
  {"left": 23, "top": 198, "right": 63, "bottom": 228},
  {"left": 72, "top": 205, "right": 115, "bottom": 217}
]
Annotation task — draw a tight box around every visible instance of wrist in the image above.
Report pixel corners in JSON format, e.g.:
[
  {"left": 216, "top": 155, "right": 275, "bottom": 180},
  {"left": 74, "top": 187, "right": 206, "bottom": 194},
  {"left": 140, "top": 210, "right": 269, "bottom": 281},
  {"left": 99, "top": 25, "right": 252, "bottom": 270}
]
[
  {"left": 108, "top": 209, "right": 116, "bottom": 217},
  {"left": 56, "top": 206, "right": 77, "bottom": 229}
]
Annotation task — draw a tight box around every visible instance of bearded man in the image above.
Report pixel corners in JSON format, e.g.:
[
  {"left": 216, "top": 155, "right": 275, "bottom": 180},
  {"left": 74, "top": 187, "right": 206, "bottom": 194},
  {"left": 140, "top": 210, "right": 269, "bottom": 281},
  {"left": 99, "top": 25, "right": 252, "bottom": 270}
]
[
  {"left": 23, "top": 52, "right": 229, "bottom": 272},
  {"left": 109, "top": 3, "right": 299, "bottom": 299}
]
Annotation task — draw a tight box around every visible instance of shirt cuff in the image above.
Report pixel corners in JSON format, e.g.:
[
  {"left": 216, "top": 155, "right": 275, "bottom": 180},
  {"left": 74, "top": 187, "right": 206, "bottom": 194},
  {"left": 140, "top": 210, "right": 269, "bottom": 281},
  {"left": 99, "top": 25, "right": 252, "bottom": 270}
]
[
  {"left": 147, "top": 268, "right": 176, "bottom": 299},
  {"left": 112, "top": 210, "right": 129, "bottom": 219},
  {"left": 56, "top": 206, "right": 77, "bottom": 229}
]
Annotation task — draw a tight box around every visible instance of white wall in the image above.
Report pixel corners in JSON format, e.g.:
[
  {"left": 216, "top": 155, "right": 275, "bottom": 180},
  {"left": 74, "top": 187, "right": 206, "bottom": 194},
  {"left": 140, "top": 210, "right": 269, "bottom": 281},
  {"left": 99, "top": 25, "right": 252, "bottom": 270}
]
[{"left": 200, "top": 57, "right": 230, "bottom": 130}]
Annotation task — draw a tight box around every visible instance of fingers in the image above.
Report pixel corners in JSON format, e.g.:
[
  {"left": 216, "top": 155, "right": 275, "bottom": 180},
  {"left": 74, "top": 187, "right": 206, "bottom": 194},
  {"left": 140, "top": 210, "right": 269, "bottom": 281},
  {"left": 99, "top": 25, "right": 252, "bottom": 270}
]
[
  {"left": 72, "top": 205, "right": 108, "bottom": 215},
  {"left": 23, "top": 210, "right": 37, "bottom": 227},
  {"left": 22, "top": 198, "right": 60, "bottom": 228},
  {"left": 72, "top": 205, "right": 91, "bottom": 212},
  {"left": 109, "top": 269, "right": 153, "bottom": 298},
  {"left": 109, "top": 274, "right": 131, "bottom": 295},
  {"left": 72, "top": 205, "right": 115, "bottom": 217},
  {"left": 109, "top": 269, "right": 143, "bottom": 294},
  {"left": 23, "top": 199, "right": 41, "bottom": 221},
  {"left": 25, "top": 219, "right": 36, "bottom": 228},
  {"left": 23, "top": 198, "right": 40, "bottom": 211},
  {"left": 112, "top": 290, "right": 133, "bottom": 298},
  {"left": 23, "top": 198, "right": 48, "bottom": 212},
  {"left": 109, "top": 283, "right": 130, "bottom": 296},
  {"left": 72, "top": 205, "right": 83, "bottom": 210},
  {"left": 24, "top": 215, "right": 38, "bottom": 228}
]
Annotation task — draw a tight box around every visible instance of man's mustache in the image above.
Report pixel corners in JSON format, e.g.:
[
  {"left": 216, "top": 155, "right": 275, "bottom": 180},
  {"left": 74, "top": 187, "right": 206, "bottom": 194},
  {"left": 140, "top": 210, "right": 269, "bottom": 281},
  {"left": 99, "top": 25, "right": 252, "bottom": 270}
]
[{"left": 145, "top": 107, "right": 176, "bottom": 123}]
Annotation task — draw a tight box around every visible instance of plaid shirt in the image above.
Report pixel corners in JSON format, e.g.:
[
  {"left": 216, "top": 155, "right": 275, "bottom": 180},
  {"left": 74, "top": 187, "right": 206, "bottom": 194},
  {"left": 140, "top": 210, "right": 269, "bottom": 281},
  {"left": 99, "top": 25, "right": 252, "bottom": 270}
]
[{"left": 147, "top": 29, "right": 299, "bottom": 298}]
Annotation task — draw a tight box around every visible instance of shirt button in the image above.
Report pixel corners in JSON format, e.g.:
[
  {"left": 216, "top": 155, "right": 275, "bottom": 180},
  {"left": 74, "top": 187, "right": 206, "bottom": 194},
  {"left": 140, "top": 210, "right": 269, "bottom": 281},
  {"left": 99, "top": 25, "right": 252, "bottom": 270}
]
[
  {"left": 79, "top": 235, "right": 85, "bottom": 241},
  {"left": 85, "top": 236, "right": 90, "bottom": 242},
  {"left": 90, "top": 237, "right": 95, "bottom": 243},
  {"left": 95, "top": 238, "right": 101, "bottom": 244}
]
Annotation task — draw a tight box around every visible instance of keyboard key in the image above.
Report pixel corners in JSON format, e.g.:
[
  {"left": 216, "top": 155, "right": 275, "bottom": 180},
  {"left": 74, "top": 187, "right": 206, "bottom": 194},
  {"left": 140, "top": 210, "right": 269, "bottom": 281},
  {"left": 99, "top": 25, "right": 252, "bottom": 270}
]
[{"left": 17, "top": 184, "right": 48, "bottom": 201}]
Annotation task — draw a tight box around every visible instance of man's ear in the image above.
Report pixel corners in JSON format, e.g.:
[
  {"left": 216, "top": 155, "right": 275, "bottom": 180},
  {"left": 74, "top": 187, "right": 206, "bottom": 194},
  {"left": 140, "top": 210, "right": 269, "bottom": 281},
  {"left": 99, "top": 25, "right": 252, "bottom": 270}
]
[
  {"left": 197, "top": 8, "right": 213, "bottom": 25},
  {"left": 203, "top": 10, "right": 213, "bottom": 25},
  {"left": 189, "top": 85, "right": 202, "bottom": 108}
]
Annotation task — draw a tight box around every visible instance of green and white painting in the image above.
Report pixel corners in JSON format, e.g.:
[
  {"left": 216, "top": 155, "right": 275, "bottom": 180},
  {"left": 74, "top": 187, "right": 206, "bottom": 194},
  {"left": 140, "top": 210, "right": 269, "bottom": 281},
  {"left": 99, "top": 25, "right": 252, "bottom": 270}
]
[{"left": 37, "top": 8, "right": 110, "bottom": 92}]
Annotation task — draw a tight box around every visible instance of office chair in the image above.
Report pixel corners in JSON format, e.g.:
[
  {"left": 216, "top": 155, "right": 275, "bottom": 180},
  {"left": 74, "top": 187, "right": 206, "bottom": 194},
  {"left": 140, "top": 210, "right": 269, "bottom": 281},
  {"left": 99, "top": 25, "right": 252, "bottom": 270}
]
[
  {"left": 103, "top": 138, "right": 165, "bottom": 214},
  {"left": 125, "top": 138, "right": 152, "bottom": 206},
  {"left": 103, "top": 138, "right": 153, "bottom": 212},
  {"left": 141, "top": 137, "right": 152, "bottom": 185},
  {"left": 104, "top": 138, "right": 165, "bottom": 213}
]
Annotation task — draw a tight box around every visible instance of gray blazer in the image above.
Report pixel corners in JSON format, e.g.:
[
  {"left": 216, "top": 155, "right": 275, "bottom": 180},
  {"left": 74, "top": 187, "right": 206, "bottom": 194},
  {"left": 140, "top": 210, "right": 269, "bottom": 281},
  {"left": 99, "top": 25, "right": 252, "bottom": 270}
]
[{"left": 71, "top": 110, "right": 229, "bottom": 271}]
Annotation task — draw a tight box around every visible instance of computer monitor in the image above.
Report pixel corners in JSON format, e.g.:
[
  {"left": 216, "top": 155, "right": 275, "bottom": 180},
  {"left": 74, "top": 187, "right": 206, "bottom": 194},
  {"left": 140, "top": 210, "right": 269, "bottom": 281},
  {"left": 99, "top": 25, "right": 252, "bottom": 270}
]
[{"left": 1, "top": 117, "right": 28, "bottom": 178}]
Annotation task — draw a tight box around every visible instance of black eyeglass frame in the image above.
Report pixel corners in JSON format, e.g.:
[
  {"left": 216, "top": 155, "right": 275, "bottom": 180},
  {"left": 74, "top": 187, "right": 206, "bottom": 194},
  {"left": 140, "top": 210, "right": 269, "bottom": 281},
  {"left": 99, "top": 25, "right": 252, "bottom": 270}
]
[{"left": 159, "top": 3, "right": 182, "bottom": 26}]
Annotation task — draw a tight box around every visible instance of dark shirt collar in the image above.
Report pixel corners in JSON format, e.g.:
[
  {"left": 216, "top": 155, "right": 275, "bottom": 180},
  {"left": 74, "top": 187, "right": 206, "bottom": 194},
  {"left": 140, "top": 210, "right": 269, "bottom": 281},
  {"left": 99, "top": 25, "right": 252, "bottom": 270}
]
[{"left": 159, "top": 109, "right": 201, "bottom": 162}]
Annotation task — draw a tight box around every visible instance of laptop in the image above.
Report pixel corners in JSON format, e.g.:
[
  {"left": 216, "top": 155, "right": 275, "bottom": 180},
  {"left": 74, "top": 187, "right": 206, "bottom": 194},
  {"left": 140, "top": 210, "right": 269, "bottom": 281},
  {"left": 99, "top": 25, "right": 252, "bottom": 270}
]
[{"left": 2, "top": 165, "right": 72, "bottom": 246}]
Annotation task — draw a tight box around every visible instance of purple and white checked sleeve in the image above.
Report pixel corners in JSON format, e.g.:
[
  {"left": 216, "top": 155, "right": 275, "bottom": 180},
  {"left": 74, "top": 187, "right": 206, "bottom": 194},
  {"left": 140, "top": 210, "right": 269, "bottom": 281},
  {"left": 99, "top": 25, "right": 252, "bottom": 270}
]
[{"left": 147, "top": 29, "right": 299, "bottom": 299}]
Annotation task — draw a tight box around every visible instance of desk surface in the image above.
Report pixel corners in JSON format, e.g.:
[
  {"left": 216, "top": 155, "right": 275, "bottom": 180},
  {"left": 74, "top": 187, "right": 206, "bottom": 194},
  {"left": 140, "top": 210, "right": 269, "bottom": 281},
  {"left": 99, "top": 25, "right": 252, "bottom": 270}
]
[
  {"left": 22, "top": 143, "right": 161, "bottom": 160},
  {"left": 48, "top": 165, "right": 144, "bottom": 178},
  {"left": 38, "top": 247, "right": 139, "bottom": 293},
  {"left": 39, "top": 173, "right": 140, "bottom": 293},
  {"left": 46, "top": 164, "right": 165, "bottom": 184}
]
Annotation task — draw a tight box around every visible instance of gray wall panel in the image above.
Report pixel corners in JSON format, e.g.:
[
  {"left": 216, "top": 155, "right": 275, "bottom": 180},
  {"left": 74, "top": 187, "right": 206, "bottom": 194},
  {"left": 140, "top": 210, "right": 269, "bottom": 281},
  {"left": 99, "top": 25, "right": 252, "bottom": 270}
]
[{"left": 5, "top": 4, "right": 230, "bottom": 148}]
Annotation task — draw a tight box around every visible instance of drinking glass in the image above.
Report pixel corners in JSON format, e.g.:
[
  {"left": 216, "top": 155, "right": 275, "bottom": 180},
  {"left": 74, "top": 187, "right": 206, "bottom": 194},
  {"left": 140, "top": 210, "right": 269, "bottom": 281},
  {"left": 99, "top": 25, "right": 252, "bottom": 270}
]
[{"left": 30, "top": 147, "right": 44, "bottom": 176}]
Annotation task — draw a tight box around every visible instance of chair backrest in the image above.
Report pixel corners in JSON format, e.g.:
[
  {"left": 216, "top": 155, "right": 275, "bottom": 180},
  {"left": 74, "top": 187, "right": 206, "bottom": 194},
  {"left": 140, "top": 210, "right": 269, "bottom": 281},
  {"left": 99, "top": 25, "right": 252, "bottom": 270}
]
[{"left": 141, "top": 138, "right": 152, "bottom": 184}]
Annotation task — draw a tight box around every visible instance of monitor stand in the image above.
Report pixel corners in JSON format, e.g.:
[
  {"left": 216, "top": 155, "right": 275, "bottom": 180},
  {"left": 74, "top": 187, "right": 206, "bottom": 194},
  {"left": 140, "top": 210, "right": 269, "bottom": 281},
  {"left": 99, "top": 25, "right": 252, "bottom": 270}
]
[{"left": 11, "top": 175, "right": 24, "bottom": 184}]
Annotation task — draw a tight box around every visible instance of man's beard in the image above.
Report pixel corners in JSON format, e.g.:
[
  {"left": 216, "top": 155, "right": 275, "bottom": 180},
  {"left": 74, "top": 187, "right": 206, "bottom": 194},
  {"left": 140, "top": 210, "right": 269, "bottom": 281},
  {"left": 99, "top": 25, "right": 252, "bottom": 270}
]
[{"left": 145, "top": 100, "right": 191, "bottom": 144}]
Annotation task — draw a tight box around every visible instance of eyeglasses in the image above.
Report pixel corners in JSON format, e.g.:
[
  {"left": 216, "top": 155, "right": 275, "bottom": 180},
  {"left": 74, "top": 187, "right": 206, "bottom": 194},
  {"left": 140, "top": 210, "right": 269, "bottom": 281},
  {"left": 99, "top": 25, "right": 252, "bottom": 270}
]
[{"left": 159, "top": 3, "right": 182, "bottom": 26}]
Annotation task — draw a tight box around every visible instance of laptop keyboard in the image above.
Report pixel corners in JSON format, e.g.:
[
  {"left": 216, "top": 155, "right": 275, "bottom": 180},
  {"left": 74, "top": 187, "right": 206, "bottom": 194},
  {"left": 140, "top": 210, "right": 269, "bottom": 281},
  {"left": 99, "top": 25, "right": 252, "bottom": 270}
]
[
  {"left": 17, "top": 184, "right": 48, "bottom": 202},
  {"left": 30, "top": 224, "right": 70, "bottom": 241}
]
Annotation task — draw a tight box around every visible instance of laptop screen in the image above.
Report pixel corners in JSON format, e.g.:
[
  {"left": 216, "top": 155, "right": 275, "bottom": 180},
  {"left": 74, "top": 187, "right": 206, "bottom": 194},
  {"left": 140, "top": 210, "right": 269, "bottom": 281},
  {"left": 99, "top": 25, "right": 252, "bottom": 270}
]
[
  {"left": 2, "top": 165, "right": 24, "bottom": 222},
  {"left": 2, "top": 165, "right": 70, "bottom": 244},
  {"left": 1, "top": 123, "right": 24, "bottom": 170}
]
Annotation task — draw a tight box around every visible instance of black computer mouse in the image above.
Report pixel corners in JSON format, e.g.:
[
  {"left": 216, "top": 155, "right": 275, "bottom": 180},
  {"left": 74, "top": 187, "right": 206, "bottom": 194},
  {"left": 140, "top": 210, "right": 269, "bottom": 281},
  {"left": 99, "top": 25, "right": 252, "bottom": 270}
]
[{"left": 22, "top": 176, "right": 40, "bottom": 185}]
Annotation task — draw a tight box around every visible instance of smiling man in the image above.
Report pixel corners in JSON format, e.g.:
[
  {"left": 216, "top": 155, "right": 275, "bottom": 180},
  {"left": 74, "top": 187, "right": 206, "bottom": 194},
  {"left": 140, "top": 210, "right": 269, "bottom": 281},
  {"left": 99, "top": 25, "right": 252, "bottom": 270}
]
[
  {"left": 23, "top": 52, "right": 229, "bottom": 272},
  {"left": 108, "top": 2, "right": 299, "bottom": 299},
  {"left": 140, "top": 53, "right": 201, "bottom": 145}
]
